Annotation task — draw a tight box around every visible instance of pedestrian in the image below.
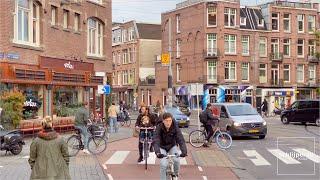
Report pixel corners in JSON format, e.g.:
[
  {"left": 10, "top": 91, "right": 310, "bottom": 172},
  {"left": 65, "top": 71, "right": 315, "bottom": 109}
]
[
  {"left": 28, "top": 116, "right": 70, "bottom": 180},
  {"left": 74, "top": 102, "right": 90, "bottom": 154},
  {"left": 261, "top": 99, "right": 268, "bottom": 116},
  {"left": 155, "top": 105, "right": 165, "bottom": 125},
  {"left": 108, "top": 102, "right": 120, "bottom": 133}
]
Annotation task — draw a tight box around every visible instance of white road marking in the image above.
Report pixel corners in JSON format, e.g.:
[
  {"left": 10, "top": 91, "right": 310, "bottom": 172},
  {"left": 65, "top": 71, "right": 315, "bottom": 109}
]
[
  {"left": 202, "top": 176, "right": 208, "bottom": 180},
  {"left": 198, "top": 166, "right": 203, "bottom": 172},
  {"left": 292, "top": 148, "right": 320, "bottom": 163},
  {"left": 243, "top": 150, "right": 271, "bottom": 166},
  {"left": 107, "top": 174, "right": 114, "bottom": 180},
  {"left": 268, "top": 149, "right": 301, "bottom": 164},
  {"left": 22, "top": 156, "right": 29, "bottom": 159},
  {"left": 106, "top": 151, "right": 130, "bottom": 164},
  {"left": 102, "top": 164, "right": 107, "bottom": 170},
  {"left": 139, "top": 152, "right": 157, "bottom": 164}
]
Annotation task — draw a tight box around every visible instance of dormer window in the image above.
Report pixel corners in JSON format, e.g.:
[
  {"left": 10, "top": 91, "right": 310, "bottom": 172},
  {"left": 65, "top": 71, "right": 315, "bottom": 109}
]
[
  {"left": 258, "top": 18, "right": 264, "bottom": 27},
  {"left": 240, "top": 17, "right": 246, "bottom": 26}
]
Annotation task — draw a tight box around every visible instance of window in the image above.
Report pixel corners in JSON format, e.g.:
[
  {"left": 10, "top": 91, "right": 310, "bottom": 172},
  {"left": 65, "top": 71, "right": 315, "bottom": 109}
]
[
  {"left": 298, "top": 14, "right": 304, "bottom": 33},
  {"left": 297, "top": 64, "right": 304, "bottom": 83},
  {"left": 176, "top": 39, "right": 181, "bottom": 58},
  {"left": 224, "top": 8, "right": 236, "bottom": 27},
  {"left": 122, "top": 49, "right": 128, "bottom": 64},
  {"left": 117, "top": 71, "right": 121, "bottom": 85},
  {"left": 309, "top": 65, "right": 316, "bottom": 81},
  {"left": 225, "top": 62, "right": 236, "bottom": 80},
  {"left": 271, "top": 38, "right": 279, "bottom": 59},
  {"left": 241, "top": 62, "right": 249, "bottom": 81},
  {"left": 74, "top": 13, "right": 80, "bottom": 32},
  {"left": 207, "top": 34, "right": 217, "bottom": 56},
  {"left": 122, "top": 70, "right": 128, "bottom": 85},
  {"left": 176, "top": 64, "right": 181, "bottom": 82},
  {"left": 87, "top": 18, "right": 103, "bottom": 56},
  {"left": 258, "top": 19, "right": 264, "bottom": 27},
  {"left": 241, "top": 36, "right": 249, "bottom": 55},
  {"left": 133, "top": 47, "right": 136, "bottom": 62},
  {"left": 208, "top": 61, "right": 217, "bottom": 81},
  {"left": 112, "top": 72, "right": 115, "bottom": 85},
  {"left": 14, "top": 0, "right": 40, "bottom": 45},
  {"left": 283, "top": 39, "right": 290, "bottom": 57},
  {"left": 271, "top": 13, "right": 279, "bottom": 31},
  {"left": 122, "top": 29, "right": 127, "bottom": 42},
  {"left": 117, "top": 53, "right": 121, "bottom": 65},
  {"left": 128, "top": 27, "right": 134, "bottom": 41},
  {"left": 176, "top": 14, "right": 181, "bottom": 33},
  {"left": 259, "top": 37, "right": 267, "bottom": 57},
  {"left": 51, "top": 6, "right": 57, "bottom": 26},
  {"left": 207, "top": 6, "right": 217, "bottom": 26},
  {"left": 259, "top": 64, "right": 267, "bottom": 83},
  {"left": 63, "top": 9, "right": 69, "bottom": 29},
  {"left": 224, "top": 35, "right": 236, "bottom": 54},
  {"left": 240, "top": 17, "right": 246, "bottom": 26},
  {"left": 283, "top": 64, "right": 290, "bottom": 82},
  {"left": 297, "top": 39, "right": 304, "bottom": 57},
  {"left": 283, "top": 13, "right": 290, "bottom": 32},
  {"left": 308, "top": 15, "right": 315, "bottom": 32},
  {"left": 308, "top": 40, "right": 316, "bottom": 56},
  {"left": 128, "top": 48, "right": 132, "bottom": 63}
]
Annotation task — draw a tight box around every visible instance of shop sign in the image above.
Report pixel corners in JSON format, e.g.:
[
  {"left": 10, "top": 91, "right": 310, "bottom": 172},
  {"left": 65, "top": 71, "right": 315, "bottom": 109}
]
[
  {"left": 6, "top": 53, "right": 20, "bottom": 60},
  {"left": 64, "top": 61, "right": 74, "bottom": 69},
  {"left": 102, "top": 84, "right": 111, "bottom": 95},
  {"left": 270, "top": 91, "right": 293, "bottom": 96},
  {"left": 24, "top": 99, "right": 38, "bottom": 107}
]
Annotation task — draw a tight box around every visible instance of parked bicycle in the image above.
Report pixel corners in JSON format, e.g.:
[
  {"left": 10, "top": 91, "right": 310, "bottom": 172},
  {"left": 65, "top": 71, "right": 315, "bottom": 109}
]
[
  {"left": 138, "top": 126, "right": 155, "bottom": 170},
  {"left": 189, "top": 121, "right": 232, "bottom": 149},
  {"left": 164, "top": 154, "right": 180, "bottom": 180},
  {"left": 118, "top": 109, "right": 131, "bottom": 127},
  {"left": 67, "top": 120, "right": 107, "bottom": 156}
]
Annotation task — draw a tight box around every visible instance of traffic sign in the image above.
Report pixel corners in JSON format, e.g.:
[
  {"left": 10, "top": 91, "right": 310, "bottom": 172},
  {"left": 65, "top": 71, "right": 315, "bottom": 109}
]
[
  {"left": 161, "top": 53, "right": 170, "bottom": 66},
  {"left": 102, "top": 85, "right": 111, "bottom": 95}
]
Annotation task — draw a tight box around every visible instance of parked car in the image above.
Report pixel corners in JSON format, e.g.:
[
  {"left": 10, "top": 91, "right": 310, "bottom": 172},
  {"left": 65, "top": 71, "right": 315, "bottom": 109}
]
[
  {"left": 280, "top": 99, "right": 320, "bottom": 126},
  {"left": 212, "top": 103, "right": 267, "bottom": 139},
  {"left": 175, "top": 104, "right": 191, "bottom": 117},
  {"left": 164, "top": 106, "right": 190, "bottom": 128}
]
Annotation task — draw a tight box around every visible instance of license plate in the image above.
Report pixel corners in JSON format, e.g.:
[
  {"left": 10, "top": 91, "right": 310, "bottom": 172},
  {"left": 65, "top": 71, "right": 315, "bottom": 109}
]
[
  {"left": 179, "top": 120, "right": 186, "bottom": 124},
  {"left": 249, "top": 129, "right": 259, "bottom": 133}
]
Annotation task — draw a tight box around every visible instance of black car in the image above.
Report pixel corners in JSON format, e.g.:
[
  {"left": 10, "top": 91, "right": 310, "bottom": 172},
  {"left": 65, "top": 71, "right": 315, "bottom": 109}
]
[{"left": 281, "top": 99, "right": 320, "bottom": 126}]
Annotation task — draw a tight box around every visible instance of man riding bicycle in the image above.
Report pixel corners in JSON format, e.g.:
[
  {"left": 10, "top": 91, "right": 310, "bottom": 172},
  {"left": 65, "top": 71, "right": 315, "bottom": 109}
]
[
  {"left": 200, "top": 103, "right": 219, "bottom": 147},
  {"left": 74, "top": 102, "right": 90, "bottom": 154},
  {"left": 135, "top": 106, "right": 156, "bottom": 162},
  {"left": 153, "top": 112, "right": 187, "bottom": 180}
]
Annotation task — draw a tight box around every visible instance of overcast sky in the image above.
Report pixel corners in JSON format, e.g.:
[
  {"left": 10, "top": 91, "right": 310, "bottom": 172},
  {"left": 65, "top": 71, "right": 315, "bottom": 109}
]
[{"left": 112, "top": 0, "right": 276, "bottom": 24}]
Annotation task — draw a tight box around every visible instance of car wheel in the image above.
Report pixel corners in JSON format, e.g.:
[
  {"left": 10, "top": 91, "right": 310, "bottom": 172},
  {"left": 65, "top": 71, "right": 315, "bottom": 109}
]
[
  {"left": 281, "top": 116, "right": 289, "bottom": 124},
  {"left": 259, "top": 135, "right": 266, "bottom": 139},
  {"left": 316, "top": 118, "right": 320, "bottom": 127}
]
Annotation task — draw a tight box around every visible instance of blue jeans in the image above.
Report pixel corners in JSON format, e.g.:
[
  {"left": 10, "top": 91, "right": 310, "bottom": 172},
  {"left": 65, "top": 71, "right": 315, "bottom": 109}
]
[
  {"left": 109, "top": 117, "right": 118, "bottom": 133},
  {"left": 160, "top": 146, "right": 180, "bottom": 180},
  {"left": 75, "top": 125, "right": 89, "bottom": 149}
]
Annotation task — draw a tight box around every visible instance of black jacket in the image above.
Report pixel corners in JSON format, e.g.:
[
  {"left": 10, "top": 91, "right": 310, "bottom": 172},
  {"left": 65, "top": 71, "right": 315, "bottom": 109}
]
[
  {"left": 203, "top": 108, "right": 219, "bottom": 125},
  {"left": 153, "top": 121, "right": 187, "bottom": 155}
]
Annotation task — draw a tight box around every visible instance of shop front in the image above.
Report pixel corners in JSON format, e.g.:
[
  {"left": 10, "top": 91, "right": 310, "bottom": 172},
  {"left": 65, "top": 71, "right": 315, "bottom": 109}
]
[{"left": 0, "top": 56, "right": 105, "bottom": 118}]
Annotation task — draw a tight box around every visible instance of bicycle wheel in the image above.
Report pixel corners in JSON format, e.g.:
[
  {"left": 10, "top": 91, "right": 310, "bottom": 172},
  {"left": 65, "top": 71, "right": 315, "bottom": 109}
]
[
  {"left": 67, "top": 135, "right": 81, "bottom": 156},
  {"left": 88, "top": 136, "right": 107, "bottom": 154},
  {"left": 189, "top": 130, "right": 206, "bottom": 148},
  {"left": 215, "top": 132, "right": 232, "bottom": 149},
  {"left": 144, "top": 140, "right": 149, "bottom": 170}
]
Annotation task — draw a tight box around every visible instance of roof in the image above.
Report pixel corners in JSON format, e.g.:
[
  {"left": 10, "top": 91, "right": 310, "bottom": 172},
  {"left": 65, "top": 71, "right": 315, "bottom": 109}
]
[
  {"left": 136, "top": 23, "right": 161, "bottom": 40},
  {"left": 240, "top": 7, "right": 267, "bottom": 30}
]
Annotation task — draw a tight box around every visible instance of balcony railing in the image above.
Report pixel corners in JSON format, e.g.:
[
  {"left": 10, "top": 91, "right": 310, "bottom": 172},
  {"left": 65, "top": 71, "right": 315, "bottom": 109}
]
[
  {"left": 139, "top": 78, "right": 155, "bottom": 86},
  {"left": 204, "top": 48, "right": 219, "bottom": 60},
  {"left": 271, "top": 1, "right": 312, "bottom": 9},
  {"left": 270, "top": 52, "right": 283, "bottom": 61},
  {"left": 307, "top": 54, "right": 319, "bottom": 63}
]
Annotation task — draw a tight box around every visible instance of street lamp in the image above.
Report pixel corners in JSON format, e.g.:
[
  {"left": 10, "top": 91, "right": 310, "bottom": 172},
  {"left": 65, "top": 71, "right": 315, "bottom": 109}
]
[{"left": 163, "top": 18, "right": 173, "bottom": 107}]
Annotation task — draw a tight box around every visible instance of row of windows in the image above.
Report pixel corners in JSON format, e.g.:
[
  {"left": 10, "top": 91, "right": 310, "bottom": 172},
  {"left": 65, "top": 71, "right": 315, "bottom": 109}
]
[
  {"left": 271, "top": 13, "right": 316, "bottom": 33},
  {"left": 112, "top": 27, "right": 135, "bottom": 44},
  {"left": 112, "top": 69, "right": 136, "bottom": 86},
  {"left": 14, "top": 0, "right": 104, "bottom": 57},
  {"left": 175, "top": 61, "right": 317, "bottom": 84},
  {"left": 112, "top": 48, "right": 136, "bottom": 65}
]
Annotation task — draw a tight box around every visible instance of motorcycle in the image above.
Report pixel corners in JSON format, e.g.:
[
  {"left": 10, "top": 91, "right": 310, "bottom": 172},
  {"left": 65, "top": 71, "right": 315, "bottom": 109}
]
[{"left": 0, "top": 125, "right": 25, "bottom": 155}]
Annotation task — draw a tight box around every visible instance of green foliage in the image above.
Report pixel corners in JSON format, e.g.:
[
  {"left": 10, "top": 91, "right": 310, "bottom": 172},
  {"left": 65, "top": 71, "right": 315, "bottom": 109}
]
[
  {"left": 0, "top": 91, "right": 25, "bottom": 129},
  {"left": 55, "top": 104, "right": 82, "bottom": 117},
  {"left": 105, "top": 78, "right": 112, "bottom": 119}
]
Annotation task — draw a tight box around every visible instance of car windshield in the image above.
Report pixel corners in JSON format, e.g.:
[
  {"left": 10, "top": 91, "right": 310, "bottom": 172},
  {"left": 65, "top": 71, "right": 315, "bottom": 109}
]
[
  {"left": 227, "top": 104, "right": 258, "bottom": 116},
  {"left": 165, "top": 107, "right": 183, "bottom": 115}
]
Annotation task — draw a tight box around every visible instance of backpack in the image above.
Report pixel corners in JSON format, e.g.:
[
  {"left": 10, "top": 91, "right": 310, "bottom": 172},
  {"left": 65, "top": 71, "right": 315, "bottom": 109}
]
[{"left": 199, "top": 111, "right": 207, "bottom": 124}]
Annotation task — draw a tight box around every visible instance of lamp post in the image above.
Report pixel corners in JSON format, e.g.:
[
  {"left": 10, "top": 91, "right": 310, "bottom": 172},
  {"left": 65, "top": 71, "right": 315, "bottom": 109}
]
[{"left": 163, "top": 17, "right": 173, "bottom": 107}]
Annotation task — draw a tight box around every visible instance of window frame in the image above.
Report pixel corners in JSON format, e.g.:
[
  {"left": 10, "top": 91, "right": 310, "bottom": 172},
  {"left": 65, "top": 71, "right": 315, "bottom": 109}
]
[
  {"left": 176, "top": 39, "right": 181, "bottom": 58},
  {"left": 224, "top": 34, "right": 236, "bottom": 55},
  {"left": 283, "top": 39, "right": 290, "bottom": 57},
  {"left": 207, "top": 33, "right": 217, "bottom": 56},
  {"left": 283, "top": 13, "right": 291, "bottom": 33},
  {"left": 297, "top": 14, "right": 304, "bottom": 33},
  {"left": 176, "top": 14, "right": 181, "bottom": 33},
  {"left": 296, "top": 64, "right": 304, "bottom": 83},
  {"left": 63, "top": 9, "right": 69, "bottom": 29},
  {"left": 240, "top": 17, "right": 246, "bottom": 26},
  {"left": 308, "top": 65, "right": 316, "bottom": 81},
  {"left": 271, "top": 13, "right": 279, "bottom": 31},
  {"left": 241, "top": 35, "right": 250, "bottom": 56},
  {"left": 224, "top": 61, "right": 236, "bottom": 81},
  {"left": 241, "top": 62, "right": 249, "bottom": 81},
  {"left": 308, "top": 40, "right": 316, "bottom": 56},
  {"left": 176, "top": 64, "right": 181, "bottom": 82},
  {"left": 51, "top": 5, "right": 57, "bottom": 26},
  {"left": 207, "top": 6, "right": 217, "bottom": 27},
  {"left": 283, "top": 64, "right": 290, "bottom": 82},
  {"left": 74, "top": 13, "right": 80, "bottom": 32},
  {"left": 297, "top": 39, "right": 304, "bottom": 58},
  {"left": 259, "top": 37, "right": 267, "bottom": 57},
  {"left": 87, "top": 18, "right": 104, "bottom": 57},
  {"left": 259, "top": 64, "right": 267, "bottom": 83},
  {"left": 224, "top": 8, "right": 236, "bottom": 28},
  {"left": 207, "top": 61, "right": 217, "bottom": 81},
  {"left": 308, "top": 15, "right": 315, "bottom": 33}
]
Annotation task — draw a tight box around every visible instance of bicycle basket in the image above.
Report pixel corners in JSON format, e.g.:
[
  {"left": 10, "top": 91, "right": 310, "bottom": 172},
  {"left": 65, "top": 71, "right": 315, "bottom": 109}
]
[{"left": 87, "top": 125, "right": 105, "bottom": 137}]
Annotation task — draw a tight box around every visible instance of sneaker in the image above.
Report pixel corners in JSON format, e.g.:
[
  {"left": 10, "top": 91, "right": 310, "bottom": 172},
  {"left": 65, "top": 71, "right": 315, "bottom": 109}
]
[{"left": 137, "top": 156, "right": 143, "bottom": 163}]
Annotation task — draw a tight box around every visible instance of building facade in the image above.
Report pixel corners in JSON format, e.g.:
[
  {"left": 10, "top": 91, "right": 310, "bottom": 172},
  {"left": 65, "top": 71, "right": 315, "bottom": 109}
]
[
  {"left": 0, "top": 0, "right": 112, "bottom": 118},
  {"left": 155, "top": 0, "right": 320, "bottom": 113},
  {"left": 111, "top": 21, "right": 161, "bottom": 108}
]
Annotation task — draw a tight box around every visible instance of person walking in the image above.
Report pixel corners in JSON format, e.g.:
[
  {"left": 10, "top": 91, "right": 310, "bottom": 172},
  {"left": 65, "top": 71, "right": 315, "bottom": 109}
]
[
  {"left": 108, "top": 102, "right": 120, "bottom": 133},
  {"left": 28, "top": 116, "right": 70, "bottom": 180},
  {"left": 74, "top": 102, "right": 90, "bottom": 154},
  {"left": 261, "top": 99, "right": 268, "bottom": 117}
]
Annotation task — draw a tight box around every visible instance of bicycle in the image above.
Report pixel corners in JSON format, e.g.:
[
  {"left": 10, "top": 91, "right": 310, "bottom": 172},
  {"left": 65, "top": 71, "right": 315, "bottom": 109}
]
[
  {"left": 67, "top": 120, "right": 107, "bottom": 156},
  {"left": 189, "top": 121, "right": 232, "bottom": 149},
  {"left": 118, "top": 110, "right": 131, "bottom": 127},
  {"left": 137, "top": 126, "right": 155, "bottom": 170},
  {"left": 164, "top": 154, "right": 180, "bottom": 180}
]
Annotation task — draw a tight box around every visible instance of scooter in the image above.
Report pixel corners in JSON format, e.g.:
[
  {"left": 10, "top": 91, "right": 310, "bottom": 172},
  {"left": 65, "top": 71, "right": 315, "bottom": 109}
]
[{"left": 0, "top": 125, "right": 25, "bottom": 155}]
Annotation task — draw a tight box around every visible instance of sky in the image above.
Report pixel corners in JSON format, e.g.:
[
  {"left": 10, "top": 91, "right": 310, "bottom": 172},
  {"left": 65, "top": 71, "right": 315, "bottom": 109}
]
[{"left": 112, "top": 0, "right": 275, "bottom": 24}]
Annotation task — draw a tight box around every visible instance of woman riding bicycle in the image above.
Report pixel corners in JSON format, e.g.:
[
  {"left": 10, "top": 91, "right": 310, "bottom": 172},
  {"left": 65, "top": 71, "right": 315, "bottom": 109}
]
[{"left": 135, "top": 106, "right": 156, "bottom": 162}]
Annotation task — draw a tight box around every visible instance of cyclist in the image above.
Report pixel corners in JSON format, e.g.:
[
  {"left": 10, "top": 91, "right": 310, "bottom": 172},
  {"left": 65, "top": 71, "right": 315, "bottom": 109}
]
[
  {"left": 154, "top": 112, "right": 187, "bottom": 180},
  {"left": 74, "top": 102, "right": 90, "bottom": 154},
  {"left": 200, "top": 103, "right": 219, "bottom": 147},
  {"left": 135, "top": 106, "right": 156, "bottom": 162}
]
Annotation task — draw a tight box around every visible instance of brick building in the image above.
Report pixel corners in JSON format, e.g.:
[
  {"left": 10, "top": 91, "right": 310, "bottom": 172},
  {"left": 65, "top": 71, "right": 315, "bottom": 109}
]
[
  {"left": 0, "top": 0, "right": 112, "bottom": 118},
  {"left": 111, "top": 21, "right": 161, "bottom": 108},
  {"left": 155, "top": 0, "right": 320, "bottom": 113}
]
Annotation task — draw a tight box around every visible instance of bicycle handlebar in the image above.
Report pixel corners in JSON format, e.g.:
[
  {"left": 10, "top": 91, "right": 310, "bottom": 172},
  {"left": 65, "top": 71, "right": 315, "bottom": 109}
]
[{"left": 136, "top": 126, "right": 156, "bottom": 130}]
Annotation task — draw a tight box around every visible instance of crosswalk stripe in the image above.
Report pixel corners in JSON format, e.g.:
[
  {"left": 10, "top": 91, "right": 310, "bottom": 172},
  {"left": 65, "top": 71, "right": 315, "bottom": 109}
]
[
  {"left": 268, "top": 149, "right": 301, "bottom": 164},
  {"left": 139, "top": 152, "right": 157, "bottom": 165},
  {"left": 106, "top": 151, "right": 130, "bottom": 164},
  {"left": 243, "top": 150, "right": 271, "bottom": 166},
  {"left": 292, "top": 148, "right": 320, "bottom": 163}
]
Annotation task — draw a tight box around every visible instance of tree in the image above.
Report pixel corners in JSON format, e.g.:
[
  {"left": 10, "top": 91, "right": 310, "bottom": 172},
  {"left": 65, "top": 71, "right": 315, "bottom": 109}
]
[
  {"left": 105, "top": 78, "right": 112, "bottom": 120},
  {"left": 315, "top": 30, "right": 320, "bottom": 60}
]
